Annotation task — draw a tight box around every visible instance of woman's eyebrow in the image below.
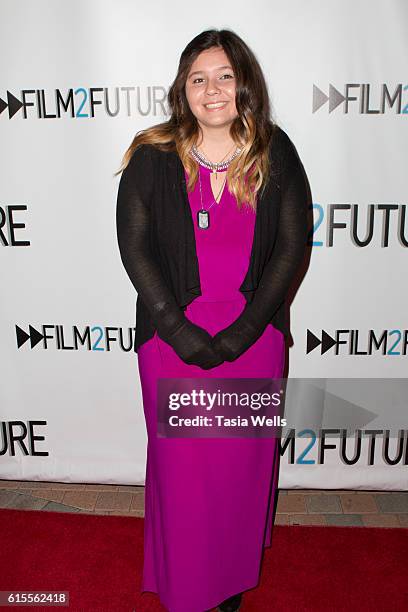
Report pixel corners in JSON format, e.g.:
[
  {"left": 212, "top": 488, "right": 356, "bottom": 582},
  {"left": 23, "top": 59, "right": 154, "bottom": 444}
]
[{"left": 188, "top": 65, "right": 233, "bottom": 78}]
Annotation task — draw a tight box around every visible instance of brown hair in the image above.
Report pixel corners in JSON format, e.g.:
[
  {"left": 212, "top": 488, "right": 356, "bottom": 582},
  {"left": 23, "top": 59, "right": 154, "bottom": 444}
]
[{"left": 115, "top": 28, "right": 278, "bottom": 211}]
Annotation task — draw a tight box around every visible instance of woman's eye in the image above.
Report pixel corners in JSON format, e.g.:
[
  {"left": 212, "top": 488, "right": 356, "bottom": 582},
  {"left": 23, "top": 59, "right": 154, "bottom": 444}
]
[{"left": 192, "top": 74, "right": 234, "bottom": 84}]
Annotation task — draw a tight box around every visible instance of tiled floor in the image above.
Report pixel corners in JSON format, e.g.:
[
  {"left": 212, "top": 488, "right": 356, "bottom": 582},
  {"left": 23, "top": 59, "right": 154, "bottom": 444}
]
[{"left": 1, "top": 480, "right": 407, "bottom": 527}]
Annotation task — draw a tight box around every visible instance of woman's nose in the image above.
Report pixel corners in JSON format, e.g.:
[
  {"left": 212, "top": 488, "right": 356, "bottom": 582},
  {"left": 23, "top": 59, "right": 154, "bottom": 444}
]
[{"left": 205, "top": 77, "right": 221, "bottom": 95}]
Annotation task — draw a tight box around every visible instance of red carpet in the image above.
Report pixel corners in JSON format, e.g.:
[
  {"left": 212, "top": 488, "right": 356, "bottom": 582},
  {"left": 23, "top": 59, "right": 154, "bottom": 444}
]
[{"left": 0, "top": 508, "right": 407, "bottom": 611}]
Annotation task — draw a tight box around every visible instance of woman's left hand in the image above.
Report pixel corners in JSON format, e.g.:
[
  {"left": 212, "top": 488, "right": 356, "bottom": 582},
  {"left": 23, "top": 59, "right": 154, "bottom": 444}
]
[{"left": 211, "top": 319, "right": 260, "bottom": 362}]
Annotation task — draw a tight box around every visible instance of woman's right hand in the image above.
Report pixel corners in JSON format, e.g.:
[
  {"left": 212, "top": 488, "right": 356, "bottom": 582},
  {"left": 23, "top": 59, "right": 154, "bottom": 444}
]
[{"left": 158, "top": 319, "right": 224, "bottom": 370}]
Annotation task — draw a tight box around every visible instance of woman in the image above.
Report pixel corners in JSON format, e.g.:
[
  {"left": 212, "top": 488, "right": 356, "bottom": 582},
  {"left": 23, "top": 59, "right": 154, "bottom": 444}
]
[{"left": 116, "top": 29, "right": 309, "bottom": 612}]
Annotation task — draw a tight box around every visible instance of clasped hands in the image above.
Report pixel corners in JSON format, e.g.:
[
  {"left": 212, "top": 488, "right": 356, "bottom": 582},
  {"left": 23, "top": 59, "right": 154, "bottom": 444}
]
[{"left": 161, "top": 315, "right": 260, "bottom": 370}]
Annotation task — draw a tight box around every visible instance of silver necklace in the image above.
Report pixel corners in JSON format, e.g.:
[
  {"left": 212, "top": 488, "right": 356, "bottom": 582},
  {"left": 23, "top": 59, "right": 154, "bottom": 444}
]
[
  {"left": 197, "top": 168, "right": 227, "bottom": 229},
  {"left": 190, "top": 145, "right": 241, "bottom": 229},
  {"left": 190, "top": 144, "right": 242, "bottom": 178}
]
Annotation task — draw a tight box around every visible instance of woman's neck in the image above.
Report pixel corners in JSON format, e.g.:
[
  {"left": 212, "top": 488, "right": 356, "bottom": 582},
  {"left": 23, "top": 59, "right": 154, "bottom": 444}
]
[{"left": 195, "top": 128, "right": 238, "bottom": 163}]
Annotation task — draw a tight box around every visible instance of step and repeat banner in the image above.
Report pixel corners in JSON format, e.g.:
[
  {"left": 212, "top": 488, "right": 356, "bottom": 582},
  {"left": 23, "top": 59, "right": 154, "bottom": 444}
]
[{"left": 1, "top": 0, "right": 407, "bottom": 489}]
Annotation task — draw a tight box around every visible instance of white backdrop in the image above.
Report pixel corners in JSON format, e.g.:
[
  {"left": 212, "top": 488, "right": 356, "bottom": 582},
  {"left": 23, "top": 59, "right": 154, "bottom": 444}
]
[{"left": 1, "top": 0, "right": 407, "bottom": 489}]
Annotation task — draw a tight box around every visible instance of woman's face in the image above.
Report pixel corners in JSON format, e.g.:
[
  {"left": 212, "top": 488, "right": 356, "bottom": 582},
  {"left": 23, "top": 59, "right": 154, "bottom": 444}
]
[{"left": 185, "top": 46, "right": 238, "bottom": 132}]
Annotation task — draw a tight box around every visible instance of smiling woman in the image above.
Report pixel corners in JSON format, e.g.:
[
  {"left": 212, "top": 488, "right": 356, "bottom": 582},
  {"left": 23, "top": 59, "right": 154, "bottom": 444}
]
[
  {"left": 115, "top": 27, "right": 309, "bottom": 612},
  {"left": 185, "top": 49, "right": 238, "bottom": 162}
]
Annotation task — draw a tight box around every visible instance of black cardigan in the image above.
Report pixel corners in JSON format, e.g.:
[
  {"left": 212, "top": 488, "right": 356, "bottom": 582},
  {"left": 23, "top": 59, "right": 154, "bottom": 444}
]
[{"left": 116, "top": 125, "right": 310, "bottom": 353}]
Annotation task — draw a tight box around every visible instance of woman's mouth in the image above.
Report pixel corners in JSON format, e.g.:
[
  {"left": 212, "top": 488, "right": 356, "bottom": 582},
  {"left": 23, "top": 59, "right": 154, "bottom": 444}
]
[{"left": 203, "top": 102, "right": 228, "bottom": 111}]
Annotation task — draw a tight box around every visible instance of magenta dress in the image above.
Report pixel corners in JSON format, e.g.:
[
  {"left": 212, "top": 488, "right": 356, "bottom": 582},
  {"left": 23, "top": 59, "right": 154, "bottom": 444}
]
[{"left": 137, "top": 163, "right": 286, "bottom": 612}]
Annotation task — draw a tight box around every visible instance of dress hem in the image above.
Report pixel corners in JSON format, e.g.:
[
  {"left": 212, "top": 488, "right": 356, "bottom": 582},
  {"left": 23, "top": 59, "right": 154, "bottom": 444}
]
[{"left": 140, "top": 575, "right": 262, "bottom": 612}]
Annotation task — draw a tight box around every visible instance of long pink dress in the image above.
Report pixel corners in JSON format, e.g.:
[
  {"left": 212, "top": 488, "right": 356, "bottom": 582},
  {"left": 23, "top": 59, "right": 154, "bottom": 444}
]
[{"left": 137, "top": 163, "right": 285, "bottom": 612}]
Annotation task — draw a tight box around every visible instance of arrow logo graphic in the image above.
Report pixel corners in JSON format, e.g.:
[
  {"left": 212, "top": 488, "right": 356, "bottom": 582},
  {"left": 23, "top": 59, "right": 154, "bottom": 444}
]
[
  {"left": 0, "top": 91, "right": 24, "bottom": 118},
  {"left": 16, "top": 324, "right": 44, "bottom": 348},
  {"left": 307, "top": 329, "right": 337, "bottom": 354},
  {"left": 313, "top": 84, "right": 346, "bottom": 113}
]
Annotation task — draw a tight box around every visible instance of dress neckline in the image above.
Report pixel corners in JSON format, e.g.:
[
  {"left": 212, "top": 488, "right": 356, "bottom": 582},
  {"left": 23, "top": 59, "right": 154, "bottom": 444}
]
[{"left": 198, "top": 163, "right": 228, "bottom": 203}]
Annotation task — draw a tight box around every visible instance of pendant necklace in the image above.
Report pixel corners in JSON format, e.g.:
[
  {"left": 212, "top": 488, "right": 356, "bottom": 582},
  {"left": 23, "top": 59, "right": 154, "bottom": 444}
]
[
  {"left": 197, "top": 169, "right": 226, "bottom": 229},
  {"left": 190, "top": 144, "right": 242, "bottom": 230}
]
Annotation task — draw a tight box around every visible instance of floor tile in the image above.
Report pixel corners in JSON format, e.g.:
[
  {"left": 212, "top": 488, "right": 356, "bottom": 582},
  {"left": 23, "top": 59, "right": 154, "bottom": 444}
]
[
  {"left": 0, "top": 490, "right": 22, "bottom": 508},
  {"left": 289, "top": 514, "right": 327, "bottom": 526},
  {"left": 306, "top": 495, "right": 342, "bottom": 514},
  {"left": 361, "top": 514, "right": 400, "bottom": 527},
  {"left": 42, "top": 502, "right": 81, "bottom": 513},
  {"left": 274, "top": 514, "right": 289, "bottom": 525},
  {"left": 340, "top": 493, "right": 377, "bottom": 514},
  {"left": 276, "top": 494, "right": 306, "bottom": 514},
  {"left": 31, "top": 489, "right": 65, "bottom": 503},
  {"left": 94, "top": 491, "right": 133, "bottom": 512},
  {"left": 325, "top": 514, "right": 364, "bottom": 526},
  {"left": 374, "top": 493, "right": 408, "bottom": 513},
  {"left": 62, "top": 490, "right": 99, "bottom": 510}
]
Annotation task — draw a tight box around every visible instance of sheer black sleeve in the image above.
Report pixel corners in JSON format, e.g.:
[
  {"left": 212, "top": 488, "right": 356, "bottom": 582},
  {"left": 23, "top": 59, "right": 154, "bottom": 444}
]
[
  {"left": 212, "top": 130, "right": 310, "bottom": 361},
  {"left": 116, "top": 144, "right": 223, "bottom": 369}
]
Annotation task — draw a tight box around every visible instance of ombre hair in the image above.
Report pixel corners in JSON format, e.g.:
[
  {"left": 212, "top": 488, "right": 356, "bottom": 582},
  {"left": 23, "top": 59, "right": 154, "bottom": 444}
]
[{"left": 115, "top": 28, "right": 279, "bottom": 211}]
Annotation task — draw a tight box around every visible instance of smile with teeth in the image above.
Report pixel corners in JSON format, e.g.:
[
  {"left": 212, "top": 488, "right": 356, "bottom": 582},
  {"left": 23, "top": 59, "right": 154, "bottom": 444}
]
[{"left": 204, "top": 102, "right": 228, "bottom": 109}]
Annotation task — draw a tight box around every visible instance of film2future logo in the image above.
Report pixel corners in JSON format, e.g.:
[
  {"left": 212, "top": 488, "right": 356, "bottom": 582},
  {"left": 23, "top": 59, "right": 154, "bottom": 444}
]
[
  {"left": 281, "top": 428, "right": 408, "bottom": 467},
  {"left": 312, "top": 82, "right": 408, "bottom": 114},
  {"left": 15, "top": 324, "right": 137, "bottom": 352},
  {"left": 306, "top": 329, "right": 408, "bottom": 357}
]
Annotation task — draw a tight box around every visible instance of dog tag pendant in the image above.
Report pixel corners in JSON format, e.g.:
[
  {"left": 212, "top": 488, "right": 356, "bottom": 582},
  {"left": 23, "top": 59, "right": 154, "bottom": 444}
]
[{"left": 197, "top": 209, "right": 209, "bottom": 229}]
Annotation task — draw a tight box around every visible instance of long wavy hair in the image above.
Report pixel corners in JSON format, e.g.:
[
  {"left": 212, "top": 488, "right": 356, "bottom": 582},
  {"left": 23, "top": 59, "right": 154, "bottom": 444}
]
[{"left": 115, "top": 28, "right": 279, "bottom": 211}]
